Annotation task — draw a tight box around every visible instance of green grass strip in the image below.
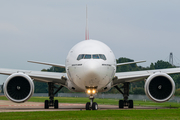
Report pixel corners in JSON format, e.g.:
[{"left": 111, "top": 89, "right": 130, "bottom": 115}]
[{"left": 0, "top": 109, "right": 180, "bottom": 120}]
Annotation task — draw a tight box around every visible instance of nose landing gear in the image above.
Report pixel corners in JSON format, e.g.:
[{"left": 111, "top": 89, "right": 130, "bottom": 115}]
[
  {"left": 86, "top": 95, "right": 98, "bottom": 110},
  {"left": 85, "top": 87, "right": 98, "bottom": 110}
]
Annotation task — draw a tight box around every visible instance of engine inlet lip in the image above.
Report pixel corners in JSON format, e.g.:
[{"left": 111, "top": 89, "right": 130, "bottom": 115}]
[
  {"left": 3, "top": 73, "right": 34, "bottom": 103},
  {"left": 145, "top": 73, "right": 175, "bottom": 103}
]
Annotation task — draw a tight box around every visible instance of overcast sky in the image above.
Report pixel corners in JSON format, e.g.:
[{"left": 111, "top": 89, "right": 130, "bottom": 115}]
[{"left": 0, "top": 0, "right": 180, "bottom": 84}]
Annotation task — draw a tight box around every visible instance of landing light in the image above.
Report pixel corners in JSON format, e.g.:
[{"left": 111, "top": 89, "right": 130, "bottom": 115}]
[
  {"left": 86, "top": 89, "right": 97, "bottom": 94},
  {"left": 92, "top": 90, "right": 96, "bottom": 94},
  {"left": 87, "top": 90, "right": 91, "bottom": 94}
]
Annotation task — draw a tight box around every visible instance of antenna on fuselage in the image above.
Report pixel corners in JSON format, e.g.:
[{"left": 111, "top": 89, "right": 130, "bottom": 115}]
[{"left": 85, "top": 5, "right": 89, "bottom": 40}]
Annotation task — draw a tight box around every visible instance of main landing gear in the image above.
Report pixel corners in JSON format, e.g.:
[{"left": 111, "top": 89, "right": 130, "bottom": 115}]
[
  {"left": 114, "top": 82, "right": 134, "bottom": 108},
  {"left": 86, "top": 95, "right": 98, "bottom": 110},
  {"left": 44, "top": 82, "right": 64, "bottom": 109}
]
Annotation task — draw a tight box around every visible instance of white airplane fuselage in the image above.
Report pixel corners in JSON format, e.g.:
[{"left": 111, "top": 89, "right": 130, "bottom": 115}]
[{"left": 66, "top": 40, "right": 116, "bottom": 93}]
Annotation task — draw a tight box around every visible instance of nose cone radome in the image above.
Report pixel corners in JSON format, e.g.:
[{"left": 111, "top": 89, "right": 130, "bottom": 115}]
[{"left": 83, "top": 61, "right": 101, "bottom": 87}]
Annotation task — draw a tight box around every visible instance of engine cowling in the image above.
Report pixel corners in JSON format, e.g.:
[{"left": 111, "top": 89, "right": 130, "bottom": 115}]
[
  {"left": 3, "top": 73, "right": 34, "bottom": 103},
  {"left": 144, "top": 73, "right": 175, "bottom": 103}
]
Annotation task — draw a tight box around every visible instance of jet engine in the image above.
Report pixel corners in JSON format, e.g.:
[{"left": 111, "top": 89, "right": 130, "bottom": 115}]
[
  {"left": 3, "top": 73, "right": 34, "bottom": 103},
  {"left": 144, "top": 73, "right": 175, "bottom": 103}
]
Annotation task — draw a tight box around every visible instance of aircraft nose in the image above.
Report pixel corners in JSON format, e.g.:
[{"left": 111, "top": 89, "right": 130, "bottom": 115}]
[{"left": 83, "top": 60, "right": 101, "bottom": 86}]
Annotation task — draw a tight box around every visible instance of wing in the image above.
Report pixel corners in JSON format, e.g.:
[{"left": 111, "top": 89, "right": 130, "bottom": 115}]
[
  {"left": 0, "top": 68, "right": 67, "bottom": 86},
  {"left": 116, "top": 60, "right": 146, "bottom": 66},
  {"left": 113, "top": 68, "right": 180, "bottom": 86},
  {"left": 28, "top": 60, "right": 65, "bottom": 68}
]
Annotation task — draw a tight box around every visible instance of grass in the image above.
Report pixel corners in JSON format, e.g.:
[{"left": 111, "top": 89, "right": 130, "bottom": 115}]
[
  {"left": 0, "top": 96, "right": 180, "bottom": 119},
  {"left": 0, "top": 109, "right": 180, "bottom": 120}
]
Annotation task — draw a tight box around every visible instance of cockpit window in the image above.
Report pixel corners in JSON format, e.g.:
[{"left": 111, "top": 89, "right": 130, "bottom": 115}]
[
  {"left": 77, "top": 54, "right": 106, "bottom": 60},
  {"left": 93, "top": 54, "right": 100, "bottom": 59},
  {"left": 77, "top": 54, "right": 85, "bottom": 60},
  {"left": 84, "top": 54, "right": 91, "bottom": 59},
  {"left": 99, "top": 54, "right": 107, "bottom": 60}
]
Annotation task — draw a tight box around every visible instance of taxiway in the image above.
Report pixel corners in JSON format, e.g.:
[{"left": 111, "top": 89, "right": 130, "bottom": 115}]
[{"left": 0, "top": 100, "right": 172, "bottom": 112}]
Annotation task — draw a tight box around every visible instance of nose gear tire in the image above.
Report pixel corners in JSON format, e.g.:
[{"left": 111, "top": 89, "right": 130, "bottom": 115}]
[
  {"left": 86, "top": 102, "right": 91, "bottom": 110},
  {"left": 92, "top": 102, "right": 98, "bottom": 110}
]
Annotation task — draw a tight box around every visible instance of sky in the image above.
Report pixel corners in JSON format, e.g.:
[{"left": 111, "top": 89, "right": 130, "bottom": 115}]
[{"left": 0, "top": 0, "right": 180, "bottom": 84}]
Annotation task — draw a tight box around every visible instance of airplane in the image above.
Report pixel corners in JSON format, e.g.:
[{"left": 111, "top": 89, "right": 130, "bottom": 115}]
[
  {"left": 1, "top": 38, "right": 179, "bottom": 110},
  {"left": 0, "top": 7, "right": 179, "bottom": 110}
]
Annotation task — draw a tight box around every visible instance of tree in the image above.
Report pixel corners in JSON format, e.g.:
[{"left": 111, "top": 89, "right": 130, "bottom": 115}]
[
  {"left": 154, "top": 60, "right": 174, "bottom": 69},
  {"left": 175, "top": 88, "right": 180, "bottom": 96},
  {"left": 150, "top": 63, "right": 155, "bottom": 70},
  {"left": 116, "top": 57, "right": 140, "bottom": 72},
  {"left": 132, "top": 87, "right": 145, "bottom": 95},
  {"left": 34, "top": 81, "right": 48, "bottom": 93}
]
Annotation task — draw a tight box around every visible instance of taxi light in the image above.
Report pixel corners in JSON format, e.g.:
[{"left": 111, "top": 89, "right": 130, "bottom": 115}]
[
  {"left": 86, "top": 89, "right": 97, "bottom": 94},
  {"left": 92, "top": 90, "right": 96, "bottom": 94},
  {"left": 87, "top": 90, "right": 91, "bottom": 94}
]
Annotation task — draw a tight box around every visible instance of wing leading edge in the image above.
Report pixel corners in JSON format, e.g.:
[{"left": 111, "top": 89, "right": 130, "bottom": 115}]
[
  {"left": 28, "top": 60, "right": 65, "bottom": 68},
  {"left": 0, "top": 68, "right": 67, "bottom": 86},
  {"left": 116, "top": 60, "right": 146, "bottom": 66},
  {"left": 113, "top": 68, "right": 180, "bottom": 86}
]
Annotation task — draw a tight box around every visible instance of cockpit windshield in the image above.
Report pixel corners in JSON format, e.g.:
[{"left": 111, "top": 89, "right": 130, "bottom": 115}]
[
  {"left": 77, "top": 54, "right": 106, "bottom": 60},
  {"left": 93, "top": 54, "right": 99, "bottom": 59},
  {"left": 99, "top": 54, "right": 106, "bottom": 60},
  {"left": 77, "top": 54, "right": 85, "bottom": 60},
  {"left": 84, "top": 54, "right": 91, "bottom": 59}
]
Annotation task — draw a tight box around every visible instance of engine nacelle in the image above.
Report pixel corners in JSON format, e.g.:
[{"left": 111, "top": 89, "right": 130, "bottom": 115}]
[
  {"left": 144, "top": 73, "right": 175, "bottom": 103},
  {"left": 3, "top": 73, "right": 34, "bottom": 103}
]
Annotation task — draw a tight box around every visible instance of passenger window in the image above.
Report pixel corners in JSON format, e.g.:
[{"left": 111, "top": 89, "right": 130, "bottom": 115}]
[
  {"left": 99, "top": 54, "right": 107, "bottom": 60},
  {"left": 84, "top": 54, "right": 91, "bottom": 59},
  {"left": 93, "top": 54, "right": 100, "bottom": 59},
  {"left": 77, "top": 54, "right": 84, "bottom": 60}
]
